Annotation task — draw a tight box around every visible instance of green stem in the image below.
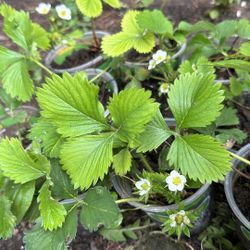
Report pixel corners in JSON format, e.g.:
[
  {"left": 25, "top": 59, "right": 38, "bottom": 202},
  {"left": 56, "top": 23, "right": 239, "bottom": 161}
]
[
  {"left": 30, "top": 58, "right": 53, "bottom": 75},
  {"left": 115, "top": 197, "right": 141, "bottom": 204},
  {"left": 89, "top": 67, "right": 110, "bottom": 83},
  {"left": 230, "top": 152, "right": 250, "bottom": 166},
  {"left": 119, "top": 223, "right": 156, "bottom": 232},
  {"left": 139, "top": 154, "right": 153, "bottom": 172}
]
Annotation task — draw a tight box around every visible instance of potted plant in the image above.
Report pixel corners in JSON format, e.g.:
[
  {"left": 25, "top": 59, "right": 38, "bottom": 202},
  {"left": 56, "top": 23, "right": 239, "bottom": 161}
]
[
  {"left": 45, "top": 0, "right": 122, "bottom": 74},
  {"left": 224, "top": 143, "right": 250, "bottom": 249},
  {"left": 102, "top": 9, "right": 187, "bottom": 68}
]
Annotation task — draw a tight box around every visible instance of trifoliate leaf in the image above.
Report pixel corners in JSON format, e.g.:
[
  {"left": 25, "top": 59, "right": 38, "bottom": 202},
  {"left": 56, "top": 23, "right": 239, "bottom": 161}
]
[
  {"left": 168, "top": 73, "right": 224, "bottom": 129},
  {"left": 167, "top": 134, "right": 232, "bottom": 183},
  {"left": 108, "top": 88, "right": 159, "bottom": 144},
  {"left": 11, "top": 181, "right": 35, "bottom": 223},
  {"left": 136, "top": 110, "right": 173, "bottom": 152},
  {"left": 80, "top": 186, "right": 122, "bottom": 232},
  {"left": 113, "top": 148, "right": 132, "bottom": 175},
  {"left": 215, "top": 107, "right": 239, "bottom": 127},
  {"left": 29, "top": 118, "right": 63, "bottom": 158},
  {"left": 37, "top": 72, "right": 108, "bottom": 137},
  {"left": 76, "top": 0, "right": 102, "bottom": 18},
  {"left": 0, "top": 195, "right": 16, "bottom": 239},
  {"left": 102, "top": 11, "right": 155, "bottom": 57},
  {"left": 137, "top": 10, "right": 173, "bottom": 35},
  {"left": 0, "top": 138, "right": 47, "bottom": 184},
  {"left": 103, "top": 0, "right": 121, "bottom": 8},
  {"left": 61, "top": 133, "right": 114, "bottom": 190},
  {"left": 38, "top": 181, "right": 67, "bottom": 231}
]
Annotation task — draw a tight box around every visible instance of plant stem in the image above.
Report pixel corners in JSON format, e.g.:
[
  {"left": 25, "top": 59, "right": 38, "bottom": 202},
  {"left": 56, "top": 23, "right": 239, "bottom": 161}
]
[
  {"left": 91, "top": 19, "right": 99, "bottom": 49},
  {"left": 115, "top": 197, "right": 141, "bottom": 204},
  {"left": 89, "top": 67, "right": 110, "bottom": 83},
  {"left": 30, "top": 58, "right": 53, "bottom": 75},
  {"left": 230, "top": 152, "right": 250, "bottom": 166},
  {"left": 139, "top": 153, "right": 154, "bottom": 172},
  {"left": 120, "top": 223, "right": 156, "bottom": 232}
]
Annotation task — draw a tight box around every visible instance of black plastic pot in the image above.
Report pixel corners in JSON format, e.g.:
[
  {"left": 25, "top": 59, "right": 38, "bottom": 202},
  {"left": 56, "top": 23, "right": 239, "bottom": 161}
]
[
  {"left": 124, "top": 42, "right": 187, "bottom": 68},
  {"left": 111, "top": 175, "right": 213, "bottom": 235},
  {"left": 224, "top": 143, "right": 250, "bottom": 249},
  {"left": 45, "top": 31, "right": 110, "bottom": 74}
]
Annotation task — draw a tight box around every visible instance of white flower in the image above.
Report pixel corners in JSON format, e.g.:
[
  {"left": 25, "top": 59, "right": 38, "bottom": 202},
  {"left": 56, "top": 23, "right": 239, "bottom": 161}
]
[
  {"left": 166, "top": 170, "right": 186, "bottom": 192},
  {"left": 56, "top": 4, "right": 71, "bottom": 20},
  {"left": 170, "top": 210, "right": 190, "bottom": 228},
  {"left": 135, "top": 178, "right": 151, "bottom": 196},
  {"left": 159, "top": 83, "right": 169, "bottom": 94},
  {"left": 241, "top": 1, "right": 247, "bottom": 8},
  {"left": 35, "top": 3, "right": 51, "bottom": 15},
  {"left": 148, "top": 59, "right": 156, "bottom": 70},
  {"left": 152, "top": 50, "right": 167, "bottom": 65},
  {"left": 236, "top": 10, "right": 242, "bottom": 18}
]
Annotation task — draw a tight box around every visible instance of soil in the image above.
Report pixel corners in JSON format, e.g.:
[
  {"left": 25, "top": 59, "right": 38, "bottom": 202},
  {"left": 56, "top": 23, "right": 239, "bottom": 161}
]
[
  {"left": 234, "top": 168, "right": 250, "bottom": 221},
  {"left": 51, "top": 47, "right": 101, "bottom": 70}
]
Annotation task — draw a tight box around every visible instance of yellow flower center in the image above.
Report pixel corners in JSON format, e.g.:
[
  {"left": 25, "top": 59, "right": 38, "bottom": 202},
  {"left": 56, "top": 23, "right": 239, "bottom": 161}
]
[
  {"left": 172, "top": 176, "right": 181, "bottom": 185},
  {"left": 60, "top": 10, "right": 67, "bottom": 16},
  {"left": 141, "top": 182, "right": 149, "bottom": 191},
  {"left": 157, "top": 56, "right": 163, "bottom": 61},
  {"left": 175, "top": 214, "right": 184, "bottom": 225}
]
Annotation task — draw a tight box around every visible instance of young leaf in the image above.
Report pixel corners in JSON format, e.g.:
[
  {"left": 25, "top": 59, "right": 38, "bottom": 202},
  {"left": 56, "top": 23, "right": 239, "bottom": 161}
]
[
  {"left": 11, "top": 181, "right": 35, "bottom": 223},
  {"left": 168, "top": 73, "right": 224, "bottom": 129},
  {"left": 215, "top": 107, "right": 239, "bottom": 127},
  {"left": 38, "top": 181, "right": 67, "bottom": 231},
  {"left": 108, "top": 88, "right": 159, "bottom": 143},
  {"left": 61, "top": 133, "right": 114, "bottom": 189},
  {"left": 213, "top": 60, "right": 250, "bottom": 72},
  {"left": 80, "top": 186, "right": 122, "bottom": 232},
  {"left": 167, "top": 134, "right": 232, "bottom": 183},
  {"left": 136, "top": 110, "right": 173, "bottom": 153},
  {"left": 37, "top": 72, "right": 108, "bottom": 137},
  {"left": 137, "top": 10, "right": 173, "bottom": 35},
  {"left": 0, "top": 138, "right": 47, "bottom": 184},
  {"left": 0, "top": 195, "right": 16, "bottom": 239},
  {"left": 76, "top": 0, "right": 102, "bottom": 18},
  {"left": 216, "top": 128, "right": 247, "bottom": 144},
  {"left": 113, "top": 148, "right": 132, "bottom": 175}
]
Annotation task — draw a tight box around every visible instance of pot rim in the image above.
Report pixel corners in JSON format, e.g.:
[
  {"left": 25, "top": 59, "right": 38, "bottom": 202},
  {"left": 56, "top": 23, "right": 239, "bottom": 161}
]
[
  {"left": 111, "top": 174, "right": 210, "bottom": 213},
  {"left": 44, "top": 31, "right": 110, "bottom": 74},
  {"left": 224, "top": 143, "right": 250, "bottom": 230}
]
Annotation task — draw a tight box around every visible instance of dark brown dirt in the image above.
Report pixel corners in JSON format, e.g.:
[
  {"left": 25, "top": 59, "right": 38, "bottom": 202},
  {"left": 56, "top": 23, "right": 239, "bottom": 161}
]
[
  {"left": 234, "top": 169, "right": 250, "bottom": 221},
  {"left": 51, "top": 47, "right": 101, "bottom": 70}
]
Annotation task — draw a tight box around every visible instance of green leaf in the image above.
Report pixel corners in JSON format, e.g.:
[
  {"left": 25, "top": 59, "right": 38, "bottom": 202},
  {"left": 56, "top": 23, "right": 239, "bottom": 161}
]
[
  {"left": 213, "top": 60, "right": 250, "bottom": 72},
  {"left": 168, "top": 73, "right": 224, "bottom": 129},
  {"left": 137, "top": 10, "right": 173, "bottom": 35},
  {"left": 50, "top": 159, "right": 76, "bottom": 199},
  {"left": 29, "top": 118, "right": 63, "bottom": 158},
  {"left": 37, "top": 72, "right": 108, "bottom": 137},
  {"left": 108, "top": 88, "right": 158, "bottom": 144},
  {"left": 136, "top": 110, "right": 173, "bottom": 152},
  {"left": 11, "top": 181, "right": 35, "bottom": 223},
  {"left": 230, "top": 77, "right": 243, "bottom": 96},
  {"left": 0, "top": 195, "right": 16, "bottom": 239},
  {"left": 216, "top": 128, "right": 247, "bottom": 144},
  {"left": 103, "top": 0, "right": 121, "bottom": 8},
  {"left": 76, "top": 0, "right": 102, "bottom": 18},
  {"left": 100, "top": 227, "right": 126, "bottom": 241},
  {"left": 237, "top": 19, "right": 250, "bottom": 39},
  {"left": 215, "top": 107, "right": 239, "bottom": 127},
  {"left": 31, "top": 23, "right": 50, "bottom": 51},
  {"left": 61, "top": 133, "right": 114, "bottom": 190},
  {"left": 38, "top": 181, "right": 67, "bottom": 231},
  {"left": 101, "top": 11, "right": 155, "bottom": 57},
  {"left": 0, "top": 138, "right": 47, "bottom": 184},
  {"left": 239, "top": 42, "right": 250, "bottom": 56},
  {"left": 80, "top": 186, "right": 122, "bottom": 232},
  {"left": 113, "top": 148, "right": 132, "bottom": 175},
  {"left": 167, "top": 134, "right": 232, "bottom": 183}
]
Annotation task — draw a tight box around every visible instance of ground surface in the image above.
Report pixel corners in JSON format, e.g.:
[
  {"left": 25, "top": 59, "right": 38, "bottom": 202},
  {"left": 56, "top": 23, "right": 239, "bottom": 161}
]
[{"left": 0, "top": 0, "right": 250, "bottom": 249}]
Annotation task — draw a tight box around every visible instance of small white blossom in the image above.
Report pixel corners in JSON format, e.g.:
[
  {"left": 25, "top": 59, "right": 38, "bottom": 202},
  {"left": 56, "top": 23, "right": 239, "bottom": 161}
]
[
  {"left": 241, "top": 1, "right": 247, "bottom": 8},
  {"left": 56, "top": 4, "right": 71, "bottom": 20},
  {"left": 148, "top": 59, "right": 156, "bottom": 70},
  {"left": 236, "top": 10, "right": 242, "bottom": 17},
  {"left": 170, "top": 210, "right": 190, "bottom": 228},
  {"left": 135, "top": 178, "right": 151, "bottom": 196},
  {"left": 159, "top": 83, "right": 169, "bottom": 94},
  {"left": 35, "top": 3, "right": 51, "bottom": 15},
  {"left": 166, "top": 170, "right": 186, "bottom": 192},
  {"left": 152, "top": 50, "right": 167, "bottom": 65}
]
